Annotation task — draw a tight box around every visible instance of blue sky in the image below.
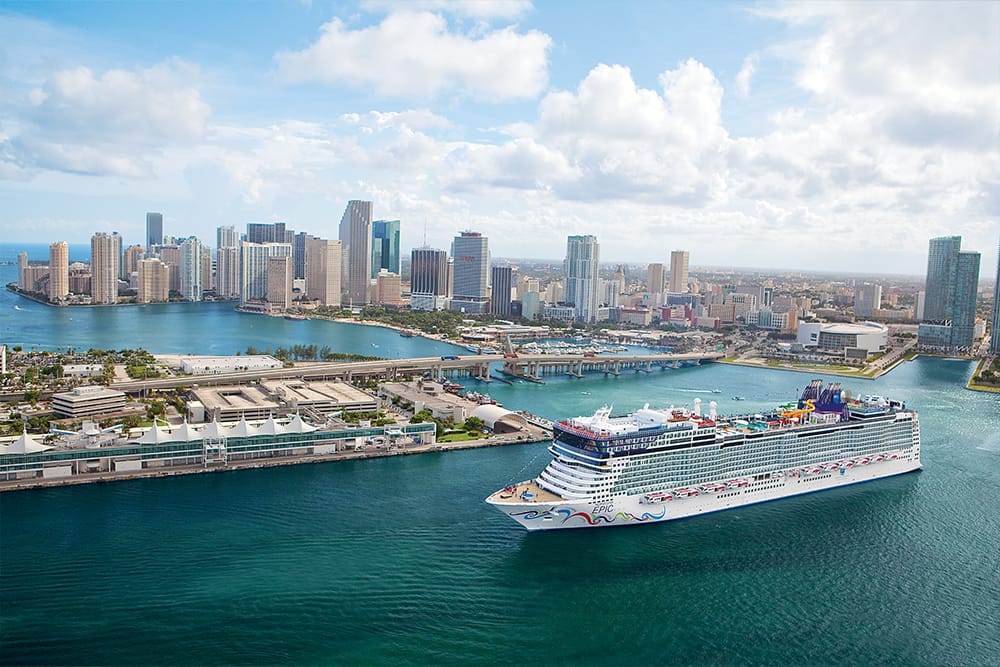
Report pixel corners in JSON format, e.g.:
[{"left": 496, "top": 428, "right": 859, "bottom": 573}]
[{"left": 1, "top": 1, "right": 997, "bottom": 275}]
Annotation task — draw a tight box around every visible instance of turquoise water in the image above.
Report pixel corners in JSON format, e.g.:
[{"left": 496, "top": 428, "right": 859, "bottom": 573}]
[
  {"left": 2, "top": 260, "right": 1000, "bottom": 665},
  {"left": 1, "top": 260, "right": 462, "bottom": 358}
]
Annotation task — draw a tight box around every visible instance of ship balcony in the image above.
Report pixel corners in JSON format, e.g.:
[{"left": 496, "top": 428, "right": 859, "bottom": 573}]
[
  {"left": 547, "top": 460, "right": 608, "bottom": 482},
  {"left": 539, "top": 470, "right": 606, "bottom": 497},
  {"left": 544, "top": 462, "right": 613, "bottom": 487}
]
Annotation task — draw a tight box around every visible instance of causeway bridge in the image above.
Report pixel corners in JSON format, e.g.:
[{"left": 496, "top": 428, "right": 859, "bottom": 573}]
[{"left": 111, "top": 351, "right": 725, "bottom": 394}]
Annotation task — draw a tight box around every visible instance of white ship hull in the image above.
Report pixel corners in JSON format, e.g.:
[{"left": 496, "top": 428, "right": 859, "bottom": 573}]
[{"left": 489, "top": 455, "right": 921, "bottom": 531}]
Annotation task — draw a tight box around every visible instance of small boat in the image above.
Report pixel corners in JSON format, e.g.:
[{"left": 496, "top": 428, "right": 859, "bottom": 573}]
[
  {"left": 732, "top": 396, "right": 745, "bottom": 401},
  {"left": 283, "top": 313, "right": 306, "bottom": 320}
]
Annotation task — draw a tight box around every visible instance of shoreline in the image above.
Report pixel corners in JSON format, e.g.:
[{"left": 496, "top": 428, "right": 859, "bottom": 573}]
[{"left": 717, "top": 357, "right": 898, "bottom": 380}]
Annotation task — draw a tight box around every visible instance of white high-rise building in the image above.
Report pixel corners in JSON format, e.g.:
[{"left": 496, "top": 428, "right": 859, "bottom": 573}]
[
  {"left": 215, "top": 225, "right": 240, "bottom": 300},
  {"left": 216, "top": 246, "right": 240, "bottom": 300},
  {"left": 217, "top": 225, "right": 239, "bottom": 250},
  {"left": 179, "top": 236, "right": 204, "bottom": 302},
  {"left": 669, "top": 250, "right": 689, "bottom": 294},
  {"left": 339, "top": 200, "right": 373, "bottom": 305},
  {"left": 565, "top": 235, "right": 600, "bottom": 322},
  {"left": 240, "top": 241, "right": 292, "bottom": 306}
]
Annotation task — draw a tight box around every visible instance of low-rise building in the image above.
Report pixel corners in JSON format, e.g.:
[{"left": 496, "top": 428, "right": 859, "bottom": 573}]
[
  {"left": 62, "top": 364, "right": 105, "bottom": 378},
  {"left": 380, "top": 381, "right": 472, "bottom": 422},
  {"left": 259, "top": 380, "right": 378, "bottom": 416},
  {"left": 51, "top": 386, "right": 127, "bottom": 418},
  {"left": 178, "top": 355, "right": 283, "bottom": 375},
  {"left": 796, "top": 321, "right": 888, "bottom": 355}
]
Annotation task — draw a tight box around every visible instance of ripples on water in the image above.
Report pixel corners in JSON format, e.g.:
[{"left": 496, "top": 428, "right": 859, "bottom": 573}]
[{"left": 1, "top": 259, "right": 998, "bottom": 665}]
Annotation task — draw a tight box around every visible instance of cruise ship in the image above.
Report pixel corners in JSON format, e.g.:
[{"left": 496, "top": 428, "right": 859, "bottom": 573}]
[{"left": 486, "top": 380, "right": 921, "bottom": 530}]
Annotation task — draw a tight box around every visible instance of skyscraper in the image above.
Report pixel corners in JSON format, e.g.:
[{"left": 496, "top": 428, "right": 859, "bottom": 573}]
[
  {"left": 564, "top": 235, "right": 600, "bottom": 322},
  {"left": 90, "top": 232, "right": 121, "bottom": 304},
  {"left": 491, "top": 266, "right": 513, "bottom": 316},
  {"left": 372, "top": 219, "right": 401, "bottom": 277},
  {"left": 179, "top": 236, "right": 204, "bottom": 302},
  {"left": 669, "top": 250, "right": 689, "bottom": 293},
  {"left": 854, "top": 283, "right": 882, "bottom": 319},
  {"left": 267, "top": 256, "right": 293, "bottom": 311},
  {"left": 992, "top": 238, "right": 1000, "bottom": 355},
  {"left": 216, "top": 226, "right": 240, "bottom": 300},
  {"left": 217, "top": 225, "right": 239, "bottom": 250},
  {"left": 919, "top": 235, "right": 981, "bottom": 351},
  {"left": 305, "top": 237, "right": 342, "bottom": 307},
  {"left": 923, "top": 236, "right": 962, "bottom": 322},
  {"left": 123, "top": 245, "right": 144, "bottom": 282},
  {"left": 410, "top": 247, "right": 449, "bottom": 311},
  {"left": 246, "top": 222, "right": 289, "bottom": 244},
  {"left": 49, "top": 241, "right": 69, "bottom": 302},
  {"left": 450, "top": 232, "right": 490, "bottom": 314},
  {"left": 647, "top": 263, "right": 665, "bottom": 294},
  {"left": 146, "top": 212, "right": 163, "bottom": 250},
  {"left": 201, "top": 246, "right": 213, "bottom": 292},
  {"left": 17, "top": 252, "right": 29, "bottom": 291},
  {"left": 240, "top": 241, "right": 292, "bottom": 306},
  {"left": 137, "top": 258, "right": 170, "bottom": 303},
  {"left": 293, "top": 232, "right": 311, "bottom": 280},
  {"left": 339, "top": 200, "right": 373, "bottom": 305},
  {"left": 216, "top": 246, "right": 240, "bottom": 300},
  {"left": 158, "top": 243, "right": 181, "bottom": 293}
]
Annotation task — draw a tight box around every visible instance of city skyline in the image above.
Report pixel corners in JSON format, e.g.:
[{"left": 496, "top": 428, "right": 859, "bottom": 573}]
[{"left": 1, "top": 2, "right": 997, "bottom": 275}]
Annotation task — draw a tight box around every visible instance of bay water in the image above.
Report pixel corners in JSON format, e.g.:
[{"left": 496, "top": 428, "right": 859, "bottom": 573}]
[{"left": 1, "top": 249, "right": 999, "bottom": 665}]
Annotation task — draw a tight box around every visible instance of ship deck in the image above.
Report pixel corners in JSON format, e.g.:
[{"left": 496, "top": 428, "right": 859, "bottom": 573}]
[{"left": 487, "top": 478, "right": 563, "bottom": 504}]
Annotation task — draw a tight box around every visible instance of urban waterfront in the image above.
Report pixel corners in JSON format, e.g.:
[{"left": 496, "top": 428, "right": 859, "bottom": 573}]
[{"left": 2, "top": 261, "right": 1000, "bottom": 665}]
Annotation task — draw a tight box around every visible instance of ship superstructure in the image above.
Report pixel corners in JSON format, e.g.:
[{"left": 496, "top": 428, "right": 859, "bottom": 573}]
[{"left": 486, "top": 380, "right": 921, "bottom": 530}]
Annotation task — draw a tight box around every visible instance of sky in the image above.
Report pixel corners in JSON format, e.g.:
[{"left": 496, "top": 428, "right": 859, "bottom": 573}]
[{"left": 1, "top": 0, "right": 998, "bottom": 275}]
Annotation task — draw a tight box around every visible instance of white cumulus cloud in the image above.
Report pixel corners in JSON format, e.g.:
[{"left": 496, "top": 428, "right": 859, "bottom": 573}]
[
  {"left": 275, "top": 11, "right": 551, "bottom": 100},
  {"left": 8, "top": 59, "right": 210, "bottom": 177}
]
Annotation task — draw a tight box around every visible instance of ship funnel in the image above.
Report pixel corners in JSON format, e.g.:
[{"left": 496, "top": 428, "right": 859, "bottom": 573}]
[
  {"left": 709, "top": 401, "right": 718, "bottom": 420},
  {"left": 693, "top": 398, "right": 702, "bottom": 416}
]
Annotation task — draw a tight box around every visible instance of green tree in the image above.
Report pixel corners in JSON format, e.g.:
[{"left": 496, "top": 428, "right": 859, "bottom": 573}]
[{"left": 146, "top": 400, "right": 166, "bottom": 420}]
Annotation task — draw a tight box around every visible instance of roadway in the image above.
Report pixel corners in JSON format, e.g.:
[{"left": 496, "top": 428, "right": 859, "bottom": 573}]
[{"left": 110, "top": 351, "right": 725, "bottom": 394}]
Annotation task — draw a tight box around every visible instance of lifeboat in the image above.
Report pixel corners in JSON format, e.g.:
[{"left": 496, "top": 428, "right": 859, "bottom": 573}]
[{"left": 872, "top": 455, "right": 884, "bottom": 462}]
